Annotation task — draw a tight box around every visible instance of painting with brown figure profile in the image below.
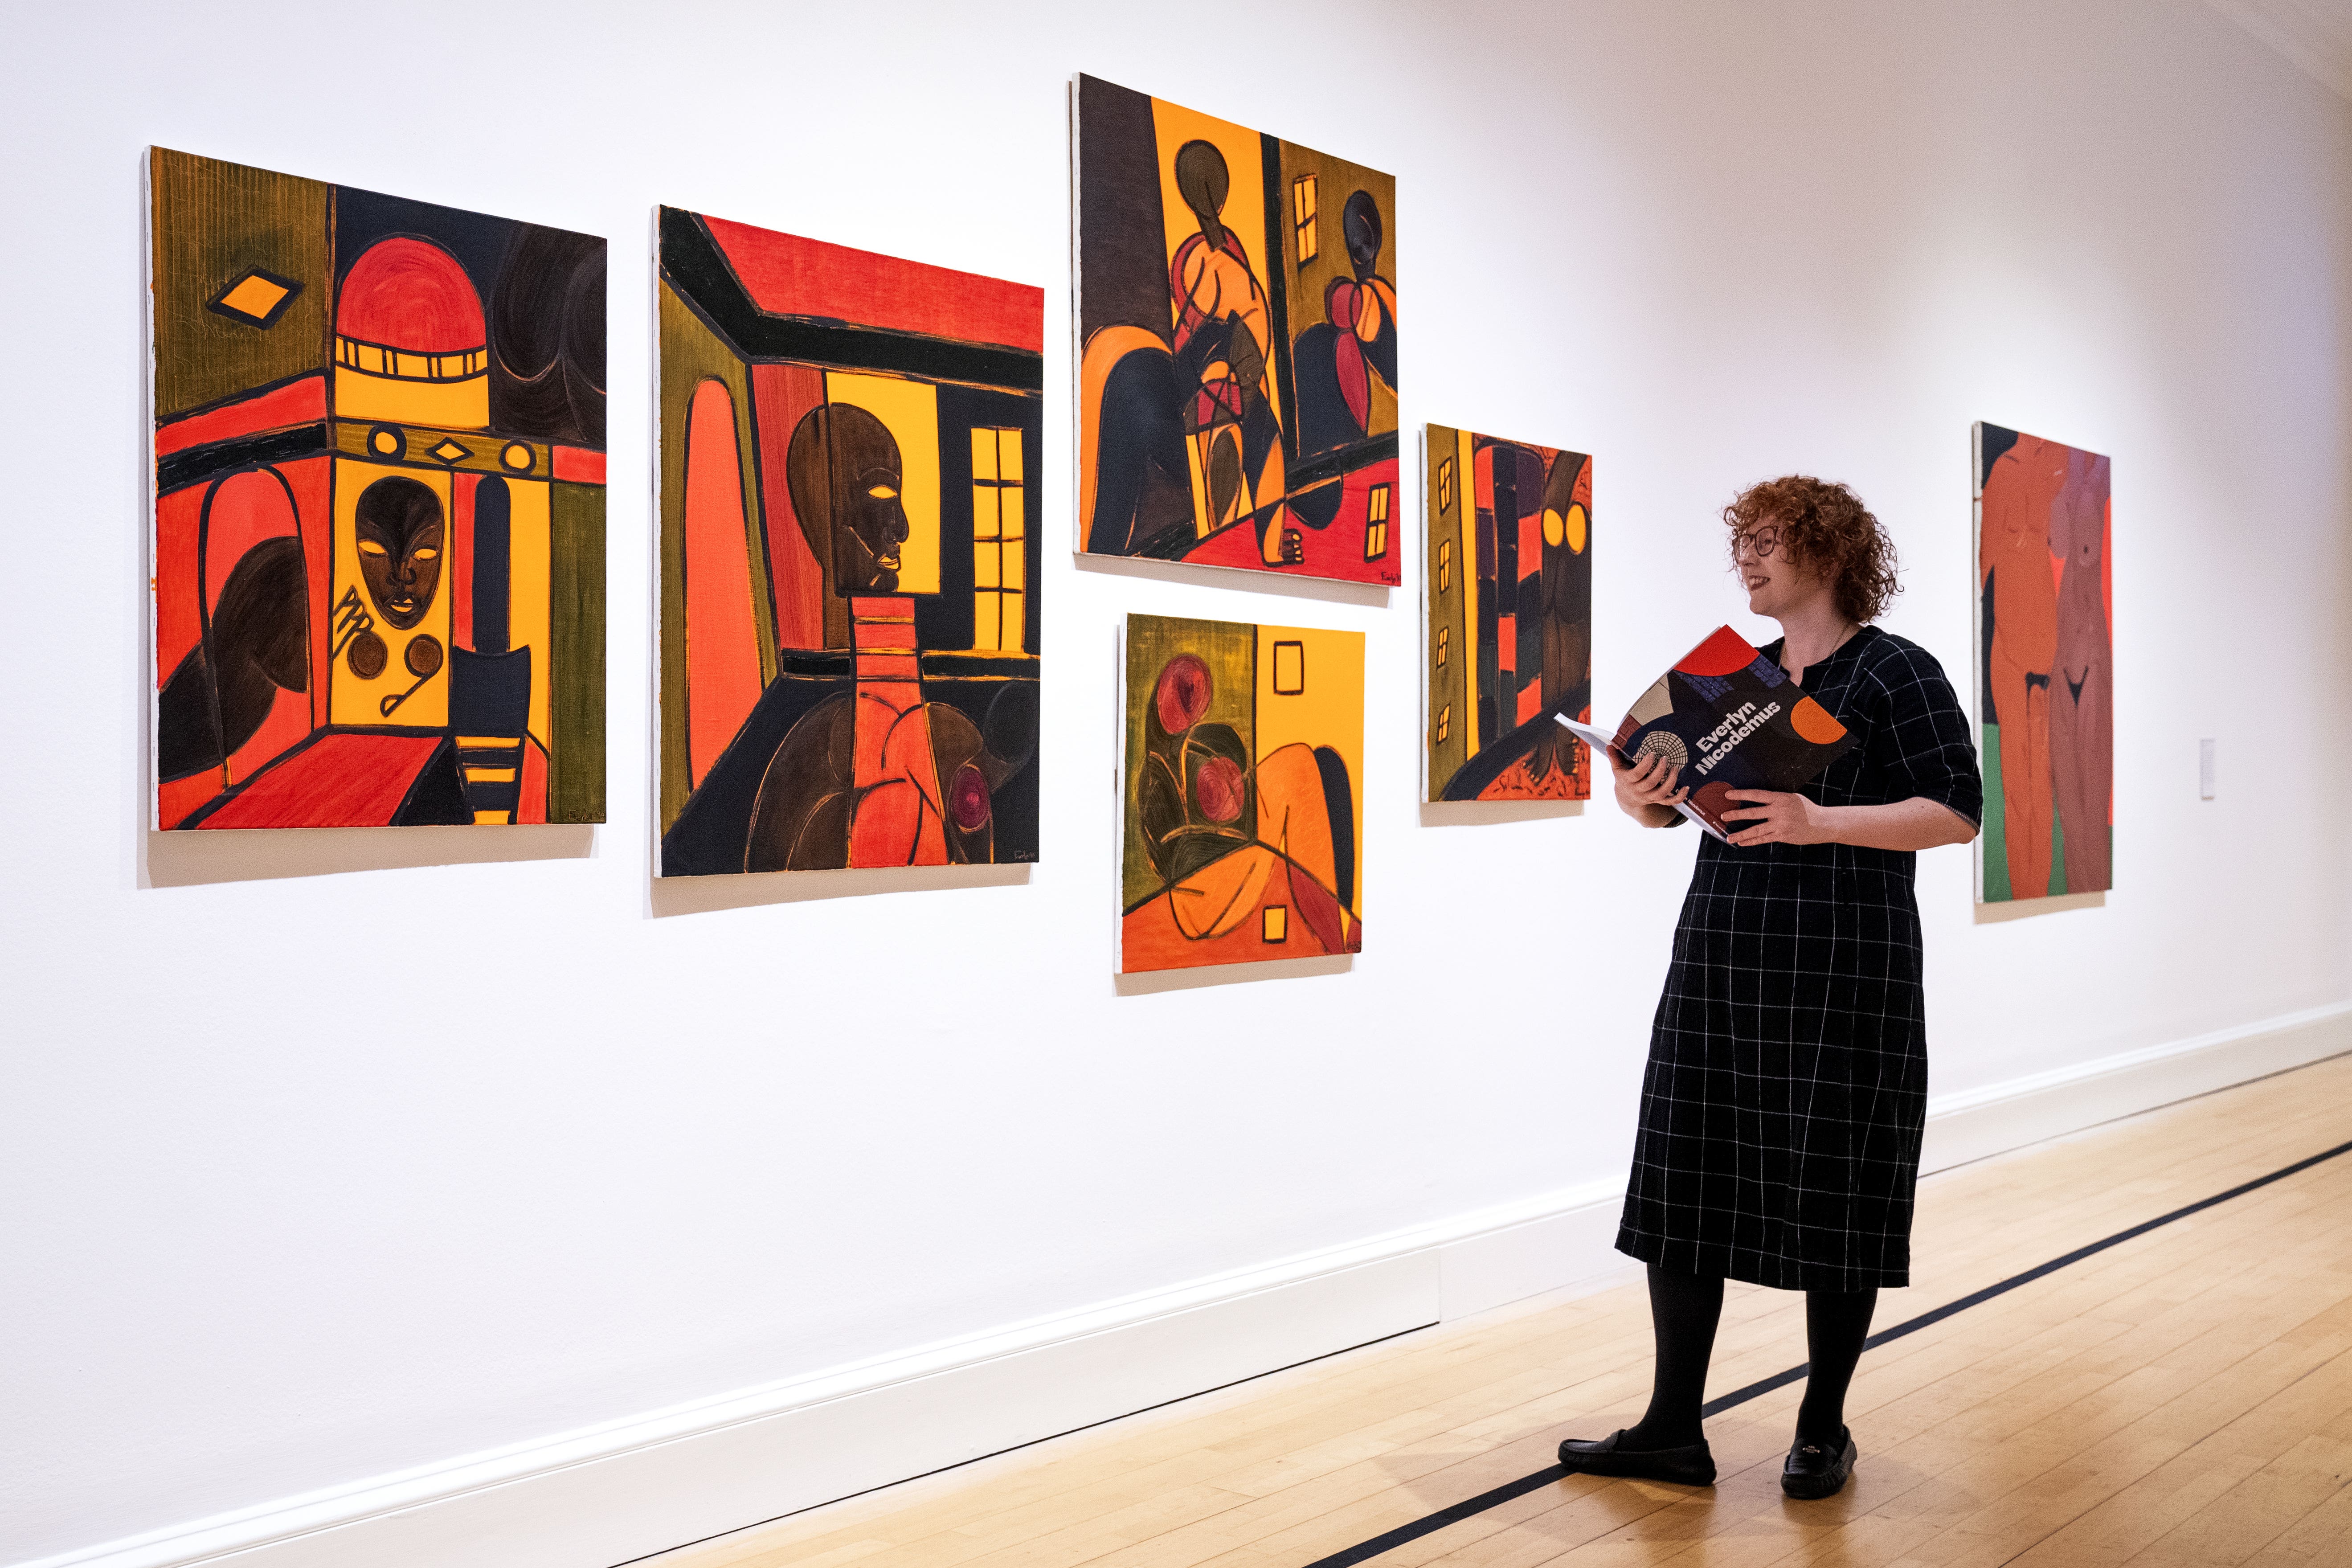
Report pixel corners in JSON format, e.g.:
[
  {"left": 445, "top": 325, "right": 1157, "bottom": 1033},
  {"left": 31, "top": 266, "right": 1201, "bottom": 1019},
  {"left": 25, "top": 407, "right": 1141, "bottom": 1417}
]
[
  {"left": 1974, "top": 422, "right": 2112, "bottom": 902},
  {"left": 655, "top": 208, "right": 1043, "bottom": 876},
  {"left": 150, "top": 149, "right": 608, "bottom": 829}
]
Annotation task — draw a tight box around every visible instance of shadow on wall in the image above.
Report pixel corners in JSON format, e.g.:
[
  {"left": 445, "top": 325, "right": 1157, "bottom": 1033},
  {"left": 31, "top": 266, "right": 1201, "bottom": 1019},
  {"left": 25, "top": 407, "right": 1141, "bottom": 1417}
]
[
  {"left": 143, "top": 825, "right": 596, "bottom": 887},
  {"left": 1975, "top": 890, "right": 2106, "bottom": 924},
  {"left": 650, "top": 862, "right": 1031, "bottom": 917},
  {"left": 1419, "top": 800, "right": 1585, "bottom": 827},
  {"left": 1076, "top": 550, "right": 1391, "bottom": 610},
  {"left": 1114, "top": 953, "right": 1352, "bottom": 996}
]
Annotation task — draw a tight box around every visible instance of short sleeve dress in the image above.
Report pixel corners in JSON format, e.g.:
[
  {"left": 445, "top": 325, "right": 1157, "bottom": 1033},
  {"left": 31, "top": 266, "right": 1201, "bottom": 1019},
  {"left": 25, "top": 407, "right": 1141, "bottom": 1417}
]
[{"left": 1614, "top": 626, "right": 1981, "bottom": 1293}]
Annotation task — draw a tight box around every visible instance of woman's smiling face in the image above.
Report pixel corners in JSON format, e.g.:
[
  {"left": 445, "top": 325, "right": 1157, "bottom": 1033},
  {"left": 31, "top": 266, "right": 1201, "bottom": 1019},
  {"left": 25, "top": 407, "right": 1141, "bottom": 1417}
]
[{"left": 1732, "top": 519, "right": 1821, "bottom": 619}]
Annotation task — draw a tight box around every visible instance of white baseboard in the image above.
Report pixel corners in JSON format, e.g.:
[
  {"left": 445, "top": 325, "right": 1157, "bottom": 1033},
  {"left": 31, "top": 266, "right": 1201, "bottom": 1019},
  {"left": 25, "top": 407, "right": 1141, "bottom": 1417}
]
[
  {"left": 1918, "top": 1000, "right": 2352, "bottom": 1175},
  {"left": 1436, "top": 1178, "right": 1632, "bottom": 1319},
  {"left": 24, "top": 1000, "right": 2348, "bottom": 1568}
]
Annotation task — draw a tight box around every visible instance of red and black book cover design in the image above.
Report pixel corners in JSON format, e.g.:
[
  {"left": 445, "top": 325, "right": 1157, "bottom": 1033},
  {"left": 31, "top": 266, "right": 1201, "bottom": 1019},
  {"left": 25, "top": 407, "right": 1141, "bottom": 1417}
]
[{"left": 1562, "top": 626, "right": 1855, "bottom": 839}]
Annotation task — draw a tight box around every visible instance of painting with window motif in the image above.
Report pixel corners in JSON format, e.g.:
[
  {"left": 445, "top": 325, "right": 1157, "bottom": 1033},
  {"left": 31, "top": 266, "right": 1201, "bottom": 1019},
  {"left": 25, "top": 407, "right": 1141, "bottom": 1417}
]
[
  {"left": 1120, "top": 614, "right": 1363, "bottom": 972},
  {"left": 1974, "top": 422, "right": 2111, "bottom": 902},
  {"left": 1075, "top": 75, "right": 1399, "bottom": 586},
  {"left": 656, "top": 208, "right": 1043, "bottom": 876},
  {"left": 150, "top": 148, "right": 607, "bottom": 829},
  {"left": 1423, "top": 425, "right": 1592, "bottom": 802}
]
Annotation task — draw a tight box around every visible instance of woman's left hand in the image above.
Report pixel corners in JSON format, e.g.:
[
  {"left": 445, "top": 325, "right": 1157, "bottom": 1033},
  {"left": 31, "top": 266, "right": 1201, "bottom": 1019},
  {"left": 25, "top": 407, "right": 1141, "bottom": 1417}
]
[{"left": 1721, "top": 789, "right": 1833, "bottom": 847}]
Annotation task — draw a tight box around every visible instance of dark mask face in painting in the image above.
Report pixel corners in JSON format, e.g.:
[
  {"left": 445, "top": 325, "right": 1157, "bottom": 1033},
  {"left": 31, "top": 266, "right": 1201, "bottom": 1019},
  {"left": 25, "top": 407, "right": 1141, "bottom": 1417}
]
[
  {"left": 354, "top": 476, "right": 443, "bottom": 630},
  {"left": 786, "top": 404, "right": 911, "bottom": 596},
  {"left": 1342, "top": 190, "right": 1383, "bottom": 281},
  {"left": 1174, "top": 139, "right": 1231, "bottom": 250}
]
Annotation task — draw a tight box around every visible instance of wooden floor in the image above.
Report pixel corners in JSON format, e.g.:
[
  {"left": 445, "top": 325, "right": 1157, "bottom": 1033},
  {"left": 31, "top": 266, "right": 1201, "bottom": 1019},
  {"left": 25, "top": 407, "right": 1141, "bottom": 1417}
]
[{"left": 650, "top": 1054, "right": 2352, "bottom": 1568}]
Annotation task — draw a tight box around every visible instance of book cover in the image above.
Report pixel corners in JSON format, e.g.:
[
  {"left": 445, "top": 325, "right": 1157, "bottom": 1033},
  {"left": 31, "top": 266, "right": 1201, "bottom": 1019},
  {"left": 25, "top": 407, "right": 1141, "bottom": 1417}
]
[{"left": 1558, "top": 626, "right": 1855, "bottom": 839}]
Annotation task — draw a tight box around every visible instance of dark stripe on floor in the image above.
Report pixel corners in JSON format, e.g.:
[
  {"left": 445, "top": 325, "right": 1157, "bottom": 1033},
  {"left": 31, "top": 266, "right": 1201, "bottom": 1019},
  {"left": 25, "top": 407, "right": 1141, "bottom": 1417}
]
[{"left": 1299, "top": 1136, "right": 2352, "bottom": 1568}]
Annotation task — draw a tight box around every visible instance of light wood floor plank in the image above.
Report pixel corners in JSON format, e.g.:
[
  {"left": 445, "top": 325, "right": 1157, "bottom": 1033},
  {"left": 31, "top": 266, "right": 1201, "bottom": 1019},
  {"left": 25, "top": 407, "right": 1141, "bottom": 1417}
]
[{"left": 644, "top": 1054, "right": 2352, "bottom": 1568}]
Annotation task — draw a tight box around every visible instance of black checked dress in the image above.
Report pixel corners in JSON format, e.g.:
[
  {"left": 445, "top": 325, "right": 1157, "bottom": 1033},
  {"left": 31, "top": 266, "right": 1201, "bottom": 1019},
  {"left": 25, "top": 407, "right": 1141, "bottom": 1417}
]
[{"left": 1615, "top": 626, "right": 1982, "bottom": 1292}]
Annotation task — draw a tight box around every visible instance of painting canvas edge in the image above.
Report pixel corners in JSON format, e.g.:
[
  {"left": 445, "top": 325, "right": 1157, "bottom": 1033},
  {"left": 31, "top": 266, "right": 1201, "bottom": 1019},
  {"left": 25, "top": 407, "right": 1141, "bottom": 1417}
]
[
  {"left": 1114, "top": 613, "right": 1130, "bottom": 972},
  {"left": 650, "top": 204, "right": 675, "bottom": 876},
  {"left": 1420, "top": 422, "right": 1445, "bottom": 802},
  {"left": 145, "top": 147, "right": 162, "bottom": 831},
  {"left": 1972, "top": 418, "right": 1988, "bottom": 904}
]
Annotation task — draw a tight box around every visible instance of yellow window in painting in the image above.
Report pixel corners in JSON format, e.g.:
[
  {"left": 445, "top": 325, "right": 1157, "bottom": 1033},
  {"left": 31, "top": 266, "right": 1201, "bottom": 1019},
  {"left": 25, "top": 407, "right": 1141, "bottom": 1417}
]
[
  {"left": 1293, "top": 175, "right": 1318, "bottom": 264},
  {"left": 1263, "top": 905, "right": 1288, "bottom": 943},
  {"left": 1438, "top": 537, "right": 1452, "bottom": 592},
  {"left": 1436, "top": 704, "right": 1450, "bottom": 743},
  {"left": 970, "top": 426, "right": 1026, "bottom": 651},
  {"left": 1271, "top": 639, "right": 1305, "bottom": 696},
  {"left": 1363, "top": 483, "right": 1391, "bottom": 560},
  {"left": 1436, "top": 626, "right": 1448, "bottom": 667},
  {"left": 1437, "top": 456, "right": 1454, "bottom": 514}
]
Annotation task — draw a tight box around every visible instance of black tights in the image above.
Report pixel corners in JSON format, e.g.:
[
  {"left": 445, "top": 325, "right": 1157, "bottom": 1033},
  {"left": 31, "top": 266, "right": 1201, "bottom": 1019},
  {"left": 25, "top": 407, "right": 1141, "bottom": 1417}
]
[{"left": 1621, "top": 1265, "right": 1876, "bottom": 1449}]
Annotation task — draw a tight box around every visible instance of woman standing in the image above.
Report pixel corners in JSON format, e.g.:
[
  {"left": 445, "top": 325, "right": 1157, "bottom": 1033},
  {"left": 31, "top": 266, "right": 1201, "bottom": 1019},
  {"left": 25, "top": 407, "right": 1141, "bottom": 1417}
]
[{"left": 1558, "top": 477, "right": 1981, "bottom": 1499}]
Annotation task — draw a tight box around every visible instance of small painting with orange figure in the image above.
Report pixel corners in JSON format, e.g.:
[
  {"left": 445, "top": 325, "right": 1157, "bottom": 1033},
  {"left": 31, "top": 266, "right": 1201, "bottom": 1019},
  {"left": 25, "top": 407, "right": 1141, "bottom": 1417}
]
[
  {"left": 1974, "top": 422, "right": 2113, "bottom": 903},
  {"left": 1120, "top": 614, "right": 1364, "bottom": 973}
]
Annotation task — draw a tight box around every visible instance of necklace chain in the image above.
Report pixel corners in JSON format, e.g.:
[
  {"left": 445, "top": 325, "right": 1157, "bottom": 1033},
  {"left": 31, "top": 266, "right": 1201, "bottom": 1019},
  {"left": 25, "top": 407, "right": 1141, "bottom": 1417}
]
[{"left": 1787, "top": 620, "right": 1856, "bottom": 678}]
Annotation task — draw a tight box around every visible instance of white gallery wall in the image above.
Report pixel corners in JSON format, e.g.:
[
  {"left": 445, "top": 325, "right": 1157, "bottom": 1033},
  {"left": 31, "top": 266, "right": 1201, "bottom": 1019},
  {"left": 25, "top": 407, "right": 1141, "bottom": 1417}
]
[{"left": 4, "top": 2, "right": 2350, "bottom": 1565}]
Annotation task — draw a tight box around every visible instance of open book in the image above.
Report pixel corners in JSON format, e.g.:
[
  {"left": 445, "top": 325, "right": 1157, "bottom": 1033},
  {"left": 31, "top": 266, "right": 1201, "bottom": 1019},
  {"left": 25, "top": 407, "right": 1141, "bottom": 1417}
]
[{"left": 1557, "top": 626, "right": 1856, "bottom": 840}]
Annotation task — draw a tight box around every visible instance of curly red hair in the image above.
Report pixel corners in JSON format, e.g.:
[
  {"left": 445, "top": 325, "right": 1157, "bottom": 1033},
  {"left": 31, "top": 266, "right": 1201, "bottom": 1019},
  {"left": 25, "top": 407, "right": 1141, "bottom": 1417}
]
[{"left": 1724, "top": 475, "right": 1901, "bottom": 623}]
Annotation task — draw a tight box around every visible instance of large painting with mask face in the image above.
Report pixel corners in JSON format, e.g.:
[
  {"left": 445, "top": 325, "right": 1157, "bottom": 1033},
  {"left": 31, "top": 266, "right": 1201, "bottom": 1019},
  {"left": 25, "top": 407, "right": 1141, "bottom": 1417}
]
[
  {"left": 1120, "top": 614, "right": 1363, "bottom": 972},
  {"left": 655, "top": 209, "right": 1043, "bottom": 876},
  {"left": 1423, "top": 425, "right": 1593, "bottom": 801},
  {"left": 1075, "top": 74, "right": 1399, "bottom": 585},
  {"left": 1974, "top": 422, "right": 2112, "bottom": 902},
  {"left": 150, "top": 149, "right": 607, "bottom": 829}
]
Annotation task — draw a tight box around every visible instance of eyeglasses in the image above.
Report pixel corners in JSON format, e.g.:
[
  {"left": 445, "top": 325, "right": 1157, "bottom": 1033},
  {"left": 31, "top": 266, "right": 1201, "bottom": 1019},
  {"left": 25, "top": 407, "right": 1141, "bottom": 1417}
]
[{"left": 1731, "top": 524, "right": 1781, "bottom": 560}]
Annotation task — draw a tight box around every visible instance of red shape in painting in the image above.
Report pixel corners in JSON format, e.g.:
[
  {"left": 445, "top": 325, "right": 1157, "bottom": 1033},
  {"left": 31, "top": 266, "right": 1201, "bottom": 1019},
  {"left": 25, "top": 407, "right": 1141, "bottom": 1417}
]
[
  {"left": 199, "top": 735, "right": 444, "bottom": 829},
  {"left": 1194, "top": 756, "right": 1246, "bottom": 823},
  {"left": 682, "top": 380, "right": 764, "bottom": 789},
  {"left": 336, "top": 238, "right": 484, "bottom": 352},
  {"left": 703, "top": 216, "right": 1043, "bottom": 353},
  {"left": 1157, "top": 654, "right": 1213, "bottom": 733}
]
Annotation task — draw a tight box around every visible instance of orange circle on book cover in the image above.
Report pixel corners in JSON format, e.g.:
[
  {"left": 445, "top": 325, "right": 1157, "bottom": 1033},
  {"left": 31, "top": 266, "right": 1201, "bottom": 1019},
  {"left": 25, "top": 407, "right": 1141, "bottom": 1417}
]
[{"left": 1790, "top": 695, "right": 1846, "bottom": 744}]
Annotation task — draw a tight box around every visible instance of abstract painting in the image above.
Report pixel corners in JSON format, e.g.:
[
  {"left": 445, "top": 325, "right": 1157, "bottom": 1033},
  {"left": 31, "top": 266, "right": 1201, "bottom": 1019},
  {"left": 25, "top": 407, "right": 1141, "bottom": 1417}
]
[
  {"left": 151, "top": 149, "right": 607, "bottom": 828},
  {"left": 1075, "top": 74, "right": 1399, "bottom": 585},
  {"left": 657, "top": 209, "right": 1043, "bottom": 876},
  {"left": 1975, "top": 422, "right": 2112, "bottom": 901},
  {"left": 1121, "top": 614, "right": 1364, "bottom": 972},
  {"left": 1423, "top": 425, "right": 1592, "bottom": 801}
]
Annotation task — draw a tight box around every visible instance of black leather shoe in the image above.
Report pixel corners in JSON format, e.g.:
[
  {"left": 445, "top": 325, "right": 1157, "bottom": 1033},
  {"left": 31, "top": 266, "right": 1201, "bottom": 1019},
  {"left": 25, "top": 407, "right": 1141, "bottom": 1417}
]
[
  {"left": 1780, "top": 1428, "right": 1857, "bottom": 1498},
  {"left": 1556, "top": 1428, "right": 1716, "bottom": 1486}
]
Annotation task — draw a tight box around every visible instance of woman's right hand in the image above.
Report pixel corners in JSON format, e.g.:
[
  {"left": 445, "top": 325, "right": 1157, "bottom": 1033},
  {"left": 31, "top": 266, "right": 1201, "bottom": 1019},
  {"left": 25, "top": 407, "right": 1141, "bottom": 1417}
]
[{"left": 1610, "top": 747, "right": 1689, "bottom": 826}]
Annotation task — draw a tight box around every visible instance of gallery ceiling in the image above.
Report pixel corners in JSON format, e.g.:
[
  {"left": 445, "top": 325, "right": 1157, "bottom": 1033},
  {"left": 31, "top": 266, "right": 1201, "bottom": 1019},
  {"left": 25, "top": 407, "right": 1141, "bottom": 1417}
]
[{"left": 2209, "top": 0, "right": 2352, "bottom": 98}]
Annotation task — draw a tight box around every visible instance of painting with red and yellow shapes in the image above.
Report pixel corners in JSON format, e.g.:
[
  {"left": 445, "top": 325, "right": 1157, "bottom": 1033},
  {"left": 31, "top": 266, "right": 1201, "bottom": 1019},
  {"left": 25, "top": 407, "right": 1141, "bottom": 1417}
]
[
  {"left": 1075, "top": 75, "right": 1399, "bottom": 586},
  {"left": 1974, "top": 422, "right": 2112, "bottom": 903},
  {"left": 1423, "top": 425, "right": 1592, "bottom": 801},
  {"left": 655, "top": 208, "right": 1043, "bottom": 876},
  {"left": 1120, "top": 614, "right": 1364, "bottom": 972},
  {"left": 149, "top": 149, "right": 607, "bottom": 830}
]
